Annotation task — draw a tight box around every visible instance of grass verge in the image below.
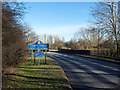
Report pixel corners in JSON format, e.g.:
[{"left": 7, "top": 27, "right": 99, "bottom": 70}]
[
  {"left": 75, "top": 54, "right": 120, "bottom": 63},
  {"left": 3, "top": 57, "right": 71, "bottom": 89}
]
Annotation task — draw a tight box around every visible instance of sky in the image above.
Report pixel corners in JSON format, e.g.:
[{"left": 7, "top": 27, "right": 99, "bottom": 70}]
[{"left": 24, "top": 2, "right": 96, "bottom": 42}]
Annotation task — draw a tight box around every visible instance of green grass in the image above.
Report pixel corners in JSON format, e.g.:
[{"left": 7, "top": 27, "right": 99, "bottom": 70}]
[
  {"left": 3, "top": 57, "right": 71, "bottom": 89},
  {"left": 76, "top": 54, "right": 120, "bottom": 63}
]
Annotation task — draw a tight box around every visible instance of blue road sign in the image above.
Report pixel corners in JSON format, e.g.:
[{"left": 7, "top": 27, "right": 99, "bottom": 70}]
[
  {"left": 28, "top": 40, "right": 48, "bottom": 65},
  {"left": 28, "top": 40, "right": 49, "bottom": 50},
  {"left": 33, "top": 51, "right": 44, "bottom": 57}
]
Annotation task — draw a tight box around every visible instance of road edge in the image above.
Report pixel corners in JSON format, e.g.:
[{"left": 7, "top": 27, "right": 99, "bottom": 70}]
[{"left": 59, "top": 65, "right": 73, "bottom": 90}]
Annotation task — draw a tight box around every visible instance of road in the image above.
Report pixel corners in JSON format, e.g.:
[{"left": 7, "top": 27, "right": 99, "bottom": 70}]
[{"left": 47, "top": 51, "right": 120, "bottom": 90}]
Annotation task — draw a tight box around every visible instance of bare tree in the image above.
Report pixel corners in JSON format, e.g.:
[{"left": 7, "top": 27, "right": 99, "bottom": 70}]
[
  {"left": 91, "top": 2, "right": 120, "bottom": 57},
  {"left": 47, "top": 35, "right": 53, "bottom": 49},
  {"left": 74, "top": 27, "right": 98, "bottom": 50},
  {"left": 23, "top": 25, "right": 39, "bottom": 43},
  {"left": 2, "top": 2, "right": 29, "bottom": 71}
]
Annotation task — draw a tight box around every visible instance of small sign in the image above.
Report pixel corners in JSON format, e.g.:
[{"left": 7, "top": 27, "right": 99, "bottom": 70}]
[{"left": 33, "top": 51, "right": 44, "bottom": 57}]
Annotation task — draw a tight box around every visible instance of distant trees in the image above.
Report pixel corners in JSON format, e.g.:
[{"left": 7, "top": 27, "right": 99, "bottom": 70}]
[
  {"left": 46, "top": 35, "right": 65, "bottom": 50},
  {"left": 64, "top": 39, "right": 79, "bottom": 50},
  {"left": 47, "top": 35, "right": 53, "bottom": 49},
  {"left": 53, "top": 35, "right": 63, "bottom": 50},
  {"left": 73, "top": 27, "right": 98, "bottom": 50}
]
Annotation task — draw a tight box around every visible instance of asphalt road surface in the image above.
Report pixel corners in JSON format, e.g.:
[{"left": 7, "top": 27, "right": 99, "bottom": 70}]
[{"left": 47, "top": 51, "right": 120, "bottom": 90}]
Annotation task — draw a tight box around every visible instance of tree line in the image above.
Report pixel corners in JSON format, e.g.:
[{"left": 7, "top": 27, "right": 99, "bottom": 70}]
[
  {"left": 63, "top": 2, "right": 120, "bottom": 59},
  {"left": 41, "top": 34, "right": 65, "bottom": 50},
  {"left": 2, "top": 2, "right": 39, "bottom": 73}
]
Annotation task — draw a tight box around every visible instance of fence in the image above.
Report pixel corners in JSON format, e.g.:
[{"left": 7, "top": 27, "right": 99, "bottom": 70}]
[
  {"left": 60, "top": 49, "right": 90, "bottom": 55},
  {"left": 59, "top": 49, "right": 120, "bottom": 59}
]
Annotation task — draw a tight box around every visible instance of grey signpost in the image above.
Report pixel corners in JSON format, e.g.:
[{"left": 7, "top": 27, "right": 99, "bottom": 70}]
[
  {"left": 38, "top": 50, "right": 40, "bottom": 65},
  {"left": 34, "top": 54, "right": 35, "bottom": 65},
  {"left": 31, "top": 50, "right": 33, "bottom": 66},
  {"left": 45, "top": 50, "right": 47, "bottom": 64}
]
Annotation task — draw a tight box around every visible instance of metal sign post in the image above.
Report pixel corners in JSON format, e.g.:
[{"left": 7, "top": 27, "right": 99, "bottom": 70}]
[
  {"left": 38, "top": 49, "right": 40, "bottom": 65},
  {"left": 38, "top": 57, "right": 40, "bottom": 65},
  {"left": 34, "top": 56, "right": 35, "bottom": 65},
  {"left": 45, "top": 50, "right": 47, "bottom": 64},
  {"left": 31, "top": 50, "right": 33, "bottom": 66}
]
